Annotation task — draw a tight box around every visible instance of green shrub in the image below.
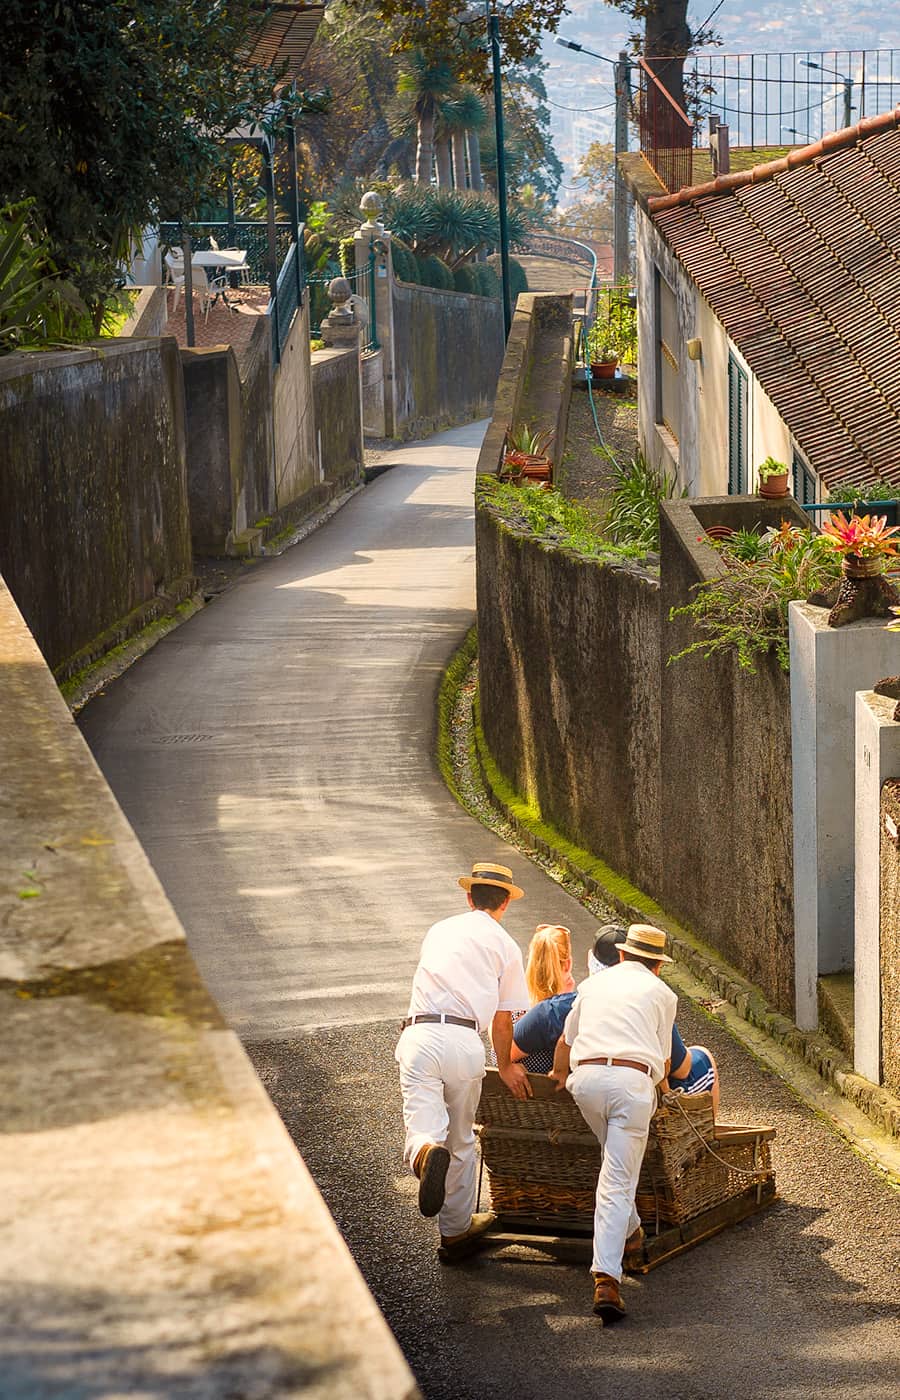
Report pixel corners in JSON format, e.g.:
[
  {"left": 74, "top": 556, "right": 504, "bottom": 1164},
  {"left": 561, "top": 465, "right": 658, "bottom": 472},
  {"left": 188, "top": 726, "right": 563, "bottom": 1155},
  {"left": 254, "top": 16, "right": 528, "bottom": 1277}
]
[
  {"left": 669, "top": 524, "right": 841, "bottom": 673},
  {"left": 476, "top": 476, "right": 649, "bottom": 563},
  {"left": 453, "top": 264, "right": 480, "bottom": 295},
  {"left": 827, "top": 477, "right": 899, "bottom": 504},
  {"left": 487, "top": 254, "right": 528, "bottom": 304},
  {"left": 472, "top": 262, "right": 501, "bottom": 298},
  {"left": 416, "top": 253, "right": 454, "bottom": 290},
  {"left": 605, "top": 453, "right": 686, "bottom": 553},
  {"left": 391, "top": 240, "right": 417, "bottom": 284},
  {"left": 338, "top": 236, "right": 355, "bottom": 278}
]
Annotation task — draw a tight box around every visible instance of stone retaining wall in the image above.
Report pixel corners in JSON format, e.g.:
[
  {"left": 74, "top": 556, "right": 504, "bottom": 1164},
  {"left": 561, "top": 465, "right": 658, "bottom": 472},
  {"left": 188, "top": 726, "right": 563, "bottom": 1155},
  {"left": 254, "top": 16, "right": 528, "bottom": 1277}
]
[
  {"left": 391, "top": 282, "right": 504, "bottom": 439},
  {"left": 311, "top": 347, "right": 364, "bottom": 485},
  {"left": 477, "top": 492, "right": 803, "bottom": 1015},
  {"left": 0, "top": 339, "right": 193, "bottom": 679}
]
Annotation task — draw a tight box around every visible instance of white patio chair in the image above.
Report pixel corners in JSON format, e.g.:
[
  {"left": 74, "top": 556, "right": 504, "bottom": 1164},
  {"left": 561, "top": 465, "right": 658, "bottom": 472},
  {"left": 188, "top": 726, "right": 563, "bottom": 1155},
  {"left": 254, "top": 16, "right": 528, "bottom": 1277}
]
[
  {"left": 164, "top": 250, "right": 185, "bottom": 311},
  {"left": 199, "top": 266, "right": 230, "bottom": 323}
]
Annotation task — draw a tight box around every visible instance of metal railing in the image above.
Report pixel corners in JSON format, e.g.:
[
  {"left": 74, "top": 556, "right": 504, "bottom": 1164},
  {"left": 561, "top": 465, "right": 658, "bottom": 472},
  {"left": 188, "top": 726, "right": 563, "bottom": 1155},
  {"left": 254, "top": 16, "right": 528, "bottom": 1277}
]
[
  {"left": 686, "top": 48, "right": 900, "bottom": 150},
  {"left": 158, "top": 221, "right": 294, "bottom": 286},
  {"left": 307, "top": 238, "right": 379, "bottom": 354},
  {"left": 522, "top": 233, "right": 597, "bottom": 270},
  {"left": 638, "top": 58, "right": 693, "bottom": 194},
  {"left": 269, "top": 241, "right": 303, "bottom": 363}
]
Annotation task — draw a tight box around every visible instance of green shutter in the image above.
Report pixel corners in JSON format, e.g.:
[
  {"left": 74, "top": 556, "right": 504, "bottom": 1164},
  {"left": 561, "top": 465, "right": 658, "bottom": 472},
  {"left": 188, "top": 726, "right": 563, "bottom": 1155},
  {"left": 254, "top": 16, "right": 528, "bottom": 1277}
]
[{"left": 728, "top": 354, "right": 747, "bottom": 495}]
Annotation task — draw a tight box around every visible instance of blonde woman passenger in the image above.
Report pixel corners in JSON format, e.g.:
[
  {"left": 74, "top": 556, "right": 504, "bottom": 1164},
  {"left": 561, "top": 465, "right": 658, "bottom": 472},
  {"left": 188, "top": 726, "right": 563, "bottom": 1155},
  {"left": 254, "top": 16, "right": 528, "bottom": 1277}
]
[{"left": 490, "top": 924, "right": 576, "bottom": 1074}]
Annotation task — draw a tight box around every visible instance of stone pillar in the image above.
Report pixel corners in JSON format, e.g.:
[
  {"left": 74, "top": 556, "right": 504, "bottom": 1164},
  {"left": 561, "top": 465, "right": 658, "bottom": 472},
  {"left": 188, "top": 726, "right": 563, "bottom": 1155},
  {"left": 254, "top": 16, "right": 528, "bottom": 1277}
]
[
  {"left": 854, "top": 691, "right": 900, "bottom": 1082},
  {"left": 320, "top": 278, "right": 362, "bottom": 352},
  {"left": 788, "top": 601, "right": 900, "bottom": 1029},
  {"left": 354, "top": 191, "right": 396, "bottom": 439}
]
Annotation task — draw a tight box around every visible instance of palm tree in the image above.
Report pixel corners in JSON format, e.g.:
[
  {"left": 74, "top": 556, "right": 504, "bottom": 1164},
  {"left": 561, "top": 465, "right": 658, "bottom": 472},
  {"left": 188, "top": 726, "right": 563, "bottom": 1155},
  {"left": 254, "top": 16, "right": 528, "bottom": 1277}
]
[
  {"left": 397, "top": 51, "right": 457, "bottom": 186},
  {"left": 439, "top": 89, "right": 486, "bottom": 191}
]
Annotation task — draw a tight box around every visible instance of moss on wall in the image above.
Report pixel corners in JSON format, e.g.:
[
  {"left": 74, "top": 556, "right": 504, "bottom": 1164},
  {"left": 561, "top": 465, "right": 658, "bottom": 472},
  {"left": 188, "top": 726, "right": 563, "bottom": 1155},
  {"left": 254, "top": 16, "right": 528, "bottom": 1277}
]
[{"left": 0, "top": 341, "right": 191, "bottom": 674}]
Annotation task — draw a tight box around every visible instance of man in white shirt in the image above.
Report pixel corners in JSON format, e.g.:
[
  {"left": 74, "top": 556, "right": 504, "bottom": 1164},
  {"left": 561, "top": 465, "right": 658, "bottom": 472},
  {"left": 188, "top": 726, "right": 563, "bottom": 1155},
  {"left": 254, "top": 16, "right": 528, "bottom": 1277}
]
[
  {"left": 396, "top": 861, "right": 531, "bottom": 1262},
  {"left": 551, "top": 924, "right": 677, "bottom": 1321}
]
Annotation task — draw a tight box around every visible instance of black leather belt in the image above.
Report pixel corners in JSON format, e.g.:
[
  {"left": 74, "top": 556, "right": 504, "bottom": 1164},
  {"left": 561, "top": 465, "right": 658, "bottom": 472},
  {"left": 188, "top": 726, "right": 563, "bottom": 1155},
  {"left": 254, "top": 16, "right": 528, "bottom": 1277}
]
[{"left": 402, "top": 1014, "right": 478, "bottom": 1031}]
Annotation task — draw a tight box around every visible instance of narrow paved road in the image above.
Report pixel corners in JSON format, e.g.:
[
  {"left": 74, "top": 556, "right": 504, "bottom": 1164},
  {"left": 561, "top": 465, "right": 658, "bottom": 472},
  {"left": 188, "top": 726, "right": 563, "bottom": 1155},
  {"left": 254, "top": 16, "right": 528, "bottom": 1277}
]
[{"left": 80, "top": 424, "right": 899, "bottom": 1399}]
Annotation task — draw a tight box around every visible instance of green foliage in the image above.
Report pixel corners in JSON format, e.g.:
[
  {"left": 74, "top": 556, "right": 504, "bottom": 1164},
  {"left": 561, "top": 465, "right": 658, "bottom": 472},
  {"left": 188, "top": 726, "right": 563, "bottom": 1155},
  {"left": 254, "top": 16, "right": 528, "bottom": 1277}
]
[
  {"left": 606, "top": 453, "right": 685, "bottom": 553},
  {"left": 487, "top": 254, "right": 529, "bottom": 303},
  {"left": 391, "top": 240, "right": 418, "bottom": 283},
  {"left": 588, "top": 285, "right": 638, "bottom": 365},
  {"left": 0, "top": 1, "right": 301, "bottom": 316},
  {"left": 477, "top": 476, "right": 650, "bottom": 562},
  {"left": 415, "top": 253, "right": 454, "bottom": 289},
  {"left": 726, "top": 528, "right": 770, "bottom": 563},
  {"left": 669, "top": 525, "right": 842, "bottom": 673},
  {"left": 472, "top": 263, "right": 501, "bottom": 299},
  {"left": 757, "top": 456, "right": 788, "bottom": 481},
  {"left": 345, "top": 0, "right": 569, "bottom": 91},
  {"left": 827, "top": 478, "right": 900, "bottom": 503},
  {"left": 453, "top": 264, "right": 480, "bottom": 295},
  {"left": 0, "top": 201, "right": 102, "bottom": 353}
]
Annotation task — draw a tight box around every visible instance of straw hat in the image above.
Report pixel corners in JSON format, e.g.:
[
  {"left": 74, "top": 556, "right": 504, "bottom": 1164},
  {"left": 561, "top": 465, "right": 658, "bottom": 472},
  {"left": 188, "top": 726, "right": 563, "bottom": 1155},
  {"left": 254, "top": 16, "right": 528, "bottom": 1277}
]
[
  {"left": 458, "top": 861, "right": 524, "bottom": 900},
  {"left": 618, "top": 924, "right": 673, "bottom": 964}
]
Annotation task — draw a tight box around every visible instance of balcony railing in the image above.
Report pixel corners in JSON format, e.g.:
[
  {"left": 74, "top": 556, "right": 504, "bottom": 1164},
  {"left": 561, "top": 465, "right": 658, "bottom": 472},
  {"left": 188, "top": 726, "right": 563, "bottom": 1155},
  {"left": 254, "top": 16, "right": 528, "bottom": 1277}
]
[{"left": 638, "top": 58, "right": 693, "bottom": 194}]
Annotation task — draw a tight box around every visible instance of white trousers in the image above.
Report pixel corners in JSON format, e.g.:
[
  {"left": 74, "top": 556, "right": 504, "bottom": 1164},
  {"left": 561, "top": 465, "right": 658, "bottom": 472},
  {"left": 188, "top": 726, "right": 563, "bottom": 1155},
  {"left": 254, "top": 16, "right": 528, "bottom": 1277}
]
[
  {"left": 569, "top": 1064, "right": 656, "bottom": 1278},
  {"left": 396, "top": 1023, "right": 486, "bottom": 1237}
]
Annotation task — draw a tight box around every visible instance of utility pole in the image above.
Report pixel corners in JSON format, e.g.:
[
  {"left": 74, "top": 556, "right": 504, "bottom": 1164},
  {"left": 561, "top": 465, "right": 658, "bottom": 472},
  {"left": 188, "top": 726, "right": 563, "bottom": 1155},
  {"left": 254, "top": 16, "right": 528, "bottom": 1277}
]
[
  {"left": 488, "top": 5, "right": 512, "bottom": 338},
  {"left": 613, "top": 50, "right": 631, "bottom": 284}
]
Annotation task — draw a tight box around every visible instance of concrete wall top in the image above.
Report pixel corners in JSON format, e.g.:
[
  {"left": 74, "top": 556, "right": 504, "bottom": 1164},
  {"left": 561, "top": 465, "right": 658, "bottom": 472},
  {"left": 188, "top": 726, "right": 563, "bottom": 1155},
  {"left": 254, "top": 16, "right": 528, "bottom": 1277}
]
[
  {"left": 0, "top": 574, "right": 417, "bottom": 1399},
  {"left": 474, "top": 292, "right": 571, "bottom": 478}
]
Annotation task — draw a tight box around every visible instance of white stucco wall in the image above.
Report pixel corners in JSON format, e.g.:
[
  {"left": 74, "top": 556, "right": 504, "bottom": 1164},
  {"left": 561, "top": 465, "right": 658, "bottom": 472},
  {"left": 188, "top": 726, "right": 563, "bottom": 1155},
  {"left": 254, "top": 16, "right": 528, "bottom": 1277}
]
[{"left": 637, "top": 204, "right": 804, "bottom": 499}]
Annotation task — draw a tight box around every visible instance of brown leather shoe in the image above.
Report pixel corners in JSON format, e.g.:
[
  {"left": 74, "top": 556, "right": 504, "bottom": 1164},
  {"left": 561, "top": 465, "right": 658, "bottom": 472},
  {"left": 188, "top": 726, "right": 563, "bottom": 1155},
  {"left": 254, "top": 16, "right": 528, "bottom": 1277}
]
[
  {"left": 415, "top": 1143, "right": 450, "bottom": 1218},
  {"left": 622, "top": 1226, "right": 645, "bottom": 1273},
  {"left": 592, "top": 1272, "right": 626, "bottom": 1321},
  {"left": 438, "top": 1211, "right": 496, "bottom": 1264}
]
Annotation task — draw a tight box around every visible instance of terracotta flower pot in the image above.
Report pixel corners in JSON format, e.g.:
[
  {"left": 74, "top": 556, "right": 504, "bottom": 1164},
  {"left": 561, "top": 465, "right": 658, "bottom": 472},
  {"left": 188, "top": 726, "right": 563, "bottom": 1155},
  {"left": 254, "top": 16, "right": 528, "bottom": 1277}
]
[
  {"left": 758, "top": 472, "right": 789, "bottom": 499},
  {"left": 590, "top": 359, "right": 618, "bottom": 380}
]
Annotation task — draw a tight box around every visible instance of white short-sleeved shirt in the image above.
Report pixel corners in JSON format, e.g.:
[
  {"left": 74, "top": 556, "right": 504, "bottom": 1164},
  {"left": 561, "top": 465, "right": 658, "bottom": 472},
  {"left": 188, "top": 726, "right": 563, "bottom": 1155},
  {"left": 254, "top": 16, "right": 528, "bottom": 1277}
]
[
  {"left": 407, "top": 909, "right": 529, "bottom": 1034},
  {"left": 563, "top": 960, "right": 678, "bottom": 1084}
]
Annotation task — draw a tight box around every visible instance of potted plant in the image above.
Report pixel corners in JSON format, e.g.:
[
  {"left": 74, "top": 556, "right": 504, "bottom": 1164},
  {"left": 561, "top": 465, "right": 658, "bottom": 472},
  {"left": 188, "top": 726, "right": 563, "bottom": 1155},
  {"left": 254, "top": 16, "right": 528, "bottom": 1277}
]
[
  {"left": 586, "top": 321, "right": 619, "bottom": 380},
  {"left": 757, "top": 457, "right": 790, "bottom": 499},
  {"left": 813, "top": 510, "right": 900, "bottom": 626},
  {"left": 502, "top": 424, "right": 553, "bottom": 484}
]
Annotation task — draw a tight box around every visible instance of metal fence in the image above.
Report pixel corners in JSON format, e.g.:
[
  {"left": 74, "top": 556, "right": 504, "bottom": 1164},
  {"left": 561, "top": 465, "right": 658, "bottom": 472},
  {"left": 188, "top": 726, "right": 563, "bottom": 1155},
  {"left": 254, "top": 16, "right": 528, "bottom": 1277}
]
[
  {"left": 685, "top": 48, "right": 900, "bottom": 149},
  {"left": 158, "top": 221, "right": 294, "bottom": 286},
  {"left": 307, "top": 239, "right": 379, "bottom": 354},
  {"left": 638, "top": 58, "right": 693, "bottom": 195},
  {"left": 269, "top": 241, "right": 304, "bottom": 364}
]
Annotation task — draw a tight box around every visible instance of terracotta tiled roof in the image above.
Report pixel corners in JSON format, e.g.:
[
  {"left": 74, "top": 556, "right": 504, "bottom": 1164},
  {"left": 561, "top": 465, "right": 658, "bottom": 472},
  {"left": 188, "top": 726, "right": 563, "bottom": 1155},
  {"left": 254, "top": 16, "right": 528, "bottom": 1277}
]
[{"left": 649, "top": 106, "right": 900, "bottom": 488}]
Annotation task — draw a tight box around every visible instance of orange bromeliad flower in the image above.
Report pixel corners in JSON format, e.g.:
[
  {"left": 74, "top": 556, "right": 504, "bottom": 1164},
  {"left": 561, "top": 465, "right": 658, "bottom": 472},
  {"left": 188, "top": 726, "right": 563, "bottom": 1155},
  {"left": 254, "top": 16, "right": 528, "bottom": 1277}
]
[{"left": 820, "top": 510, "right": 900, "bottom": 559}]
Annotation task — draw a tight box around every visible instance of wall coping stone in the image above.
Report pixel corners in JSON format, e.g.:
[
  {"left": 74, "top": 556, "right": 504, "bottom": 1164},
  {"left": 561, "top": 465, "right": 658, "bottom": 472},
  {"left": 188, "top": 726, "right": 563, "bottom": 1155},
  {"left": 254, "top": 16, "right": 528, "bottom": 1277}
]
[{"left": 0, "top": 573, "right": 418, "bottom": 1399}]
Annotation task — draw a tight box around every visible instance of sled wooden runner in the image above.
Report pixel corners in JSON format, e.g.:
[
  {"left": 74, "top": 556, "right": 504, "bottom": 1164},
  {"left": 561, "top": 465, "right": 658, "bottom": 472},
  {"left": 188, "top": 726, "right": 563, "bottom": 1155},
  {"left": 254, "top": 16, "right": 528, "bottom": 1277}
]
[{"left": 475, "top": 1069, "right": 777, "bottom": 1273}]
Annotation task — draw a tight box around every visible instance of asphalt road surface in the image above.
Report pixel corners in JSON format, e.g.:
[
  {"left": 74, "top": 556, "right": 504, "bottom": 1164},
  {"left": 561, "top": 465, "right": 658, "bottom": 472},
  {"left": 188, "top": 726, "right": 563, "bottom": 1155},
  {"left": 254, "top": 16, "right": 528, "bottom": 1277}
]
[{"left": 80, "top": 424, "right": 900, "bottom": 1399}]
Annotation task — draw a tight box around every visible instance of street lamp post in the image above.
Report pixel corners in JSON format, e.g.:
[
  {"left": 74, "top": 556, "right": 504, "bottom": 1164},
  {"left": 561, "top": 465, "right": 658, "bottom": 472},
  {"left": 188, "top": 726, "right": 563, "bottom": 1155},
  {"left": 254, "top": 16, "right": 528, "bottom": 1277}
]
[
  {"left": 801, "top": 60, "right": 853, "bottom": 130},
  {"left": 555, "top": 36, "right": 631, "bottom": 283},
  {"left": 488, "top": 5, "right": 512, "bottom": 338}
]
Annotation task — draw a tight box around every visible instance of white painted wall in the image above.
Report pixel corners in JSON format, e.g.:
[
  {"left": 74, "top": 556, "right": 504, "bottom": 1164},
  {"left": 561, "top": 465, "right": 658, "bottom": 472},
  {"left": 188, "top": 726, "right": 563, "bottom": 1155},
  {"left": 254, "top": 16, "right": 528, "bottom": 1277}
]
[
  {"left": 790, "top": 602, "right": 900, "bottom": 1029},
  {"left": 854, "top": 690, "right": 900, "bottom": 1083}
]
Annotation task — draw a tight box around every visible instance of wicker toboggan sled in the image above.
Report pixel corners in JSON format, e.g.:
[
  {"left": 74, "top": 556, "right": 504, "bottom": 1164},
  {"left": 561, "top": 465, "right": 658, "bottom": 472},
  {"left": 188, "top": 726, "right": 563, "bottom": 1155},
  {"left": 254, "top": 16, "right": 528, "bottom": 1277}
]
[{"left": 475, "top": 1069, "right": 776, "bottom": 1271}]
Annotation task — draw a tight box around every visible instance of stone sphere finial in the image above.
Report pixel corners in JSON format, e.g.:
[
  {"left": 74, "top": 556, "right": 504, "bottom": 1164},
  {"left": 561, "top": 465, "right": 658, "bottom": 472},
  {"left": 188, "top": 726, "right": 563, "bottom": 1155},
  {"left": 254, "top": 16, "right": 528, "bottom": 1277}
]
[
  {"left": 360, "top": 190, "right": 383, "bottom": 221},
  {"left": 327, "top": 276, "right": 353, "bottom": 309}
]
